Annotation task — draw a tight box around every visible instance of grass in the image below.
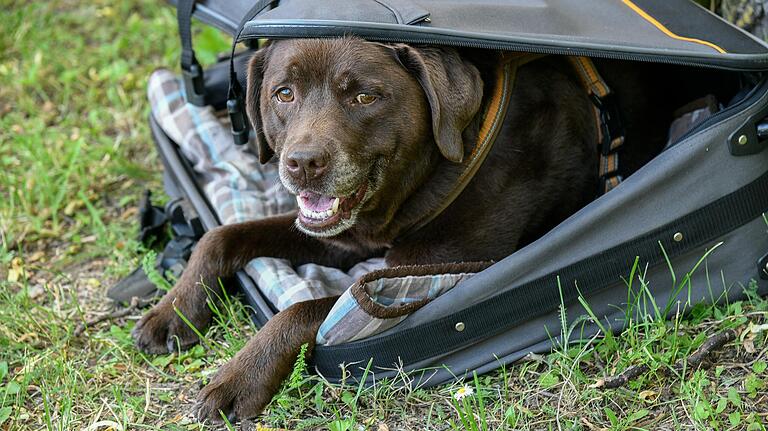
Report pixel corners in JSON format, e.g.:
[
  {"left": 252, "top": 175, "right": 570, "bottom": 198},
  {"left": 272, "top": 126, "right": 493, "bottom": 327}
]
[{"left": 1, "top": 1, "right": 767, "bottom": 430}]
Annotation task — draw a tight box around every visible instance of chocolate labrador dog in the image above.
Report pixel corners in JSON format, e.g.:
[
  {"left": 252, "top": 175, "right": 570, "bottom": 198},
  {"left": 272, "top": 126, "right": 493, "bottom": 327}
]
[{"left": 133, "top": 37, "right": 606, "bottom": 421}]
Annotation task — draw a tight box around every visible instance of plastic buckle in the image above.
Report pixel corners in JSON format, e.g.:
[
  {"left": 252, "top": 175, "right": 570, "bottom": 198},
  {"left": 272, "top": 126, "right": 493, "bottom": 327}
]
[
  {"left": 591, "top": 93, "right": 625, "bottom": 155},
  {"left": 228, "top": 96, "right": 250, "bottom": 145},
  {"left": 165, "top": 198, "right": 204, "bottom": 239},
  {"left": 182, "top": 62, "right": 206, "bottom": 106}
]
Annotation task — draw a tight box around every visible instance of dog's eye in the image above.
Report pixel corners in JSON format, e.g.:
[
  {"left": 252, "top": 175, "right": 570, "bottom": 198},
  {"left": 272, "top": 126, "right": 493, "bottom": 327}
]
[
  {"left": 355, "top": 93, "right": 377, "bottom": 105},
  {"left": 275, "top": 87, "right": 294, "bottom": 103}
]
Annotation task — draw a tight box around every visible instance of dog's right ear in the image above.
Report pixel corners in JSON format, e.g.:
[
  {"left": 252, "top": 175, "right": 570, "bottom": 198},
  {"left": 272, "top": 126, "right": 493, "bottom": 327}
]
[
  {"left": 391, "top": 44, "right": 483, "bottom": 163},
  {"left": 245, "top": 45, "right": 275, "bottom": 164}
]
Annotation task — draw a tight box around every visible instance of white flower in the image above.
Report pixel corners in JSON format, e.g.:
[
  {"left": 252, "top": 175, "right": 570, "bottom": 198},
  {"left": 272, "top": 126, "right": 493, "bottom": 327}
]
[{"left": 453, "top": 385, "right": 474, "bottom": 401}]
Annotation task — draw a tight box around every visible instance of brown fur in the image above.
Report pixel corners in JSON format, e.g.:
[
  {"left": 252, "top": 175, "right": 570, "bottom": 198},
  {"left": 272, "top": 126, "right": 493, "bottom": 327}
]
[{"left": 133, "top": 37, "right": 629, "bottom": 422}]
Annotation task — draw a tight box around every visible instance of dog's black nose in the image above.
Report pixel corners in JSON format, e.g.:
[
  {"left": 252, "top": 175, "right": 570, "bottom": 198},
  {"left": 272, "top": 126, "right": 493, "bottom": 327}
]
[{"left": 285, "top": 150, "right": 329, "bottom": 181}]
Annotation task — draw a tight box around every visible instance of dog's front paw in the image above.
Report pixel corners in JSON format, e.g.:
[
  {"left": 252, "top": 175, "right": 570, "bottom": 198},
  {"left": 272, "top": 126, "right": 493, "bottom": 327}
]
[
  {"left": 193, "top": 298, "right": 332, "bottom": 423},
  {"left": 132, "top": 299, "right": 205, "bottom": 354},
  {"left": 195, "top": 356, "right": 274, "bottom": 423}
]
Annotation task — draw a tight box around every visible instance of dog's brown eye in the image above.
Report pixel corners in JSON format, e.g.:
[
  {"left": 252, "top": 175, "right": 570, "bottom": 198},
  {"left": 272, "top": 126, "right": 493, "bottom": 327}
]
[
  {"left": 275, "top": 87, "right": 294, "bottom": 103},
  {"left": 355, "top": 93, "right": 377, "bottom": 105}
]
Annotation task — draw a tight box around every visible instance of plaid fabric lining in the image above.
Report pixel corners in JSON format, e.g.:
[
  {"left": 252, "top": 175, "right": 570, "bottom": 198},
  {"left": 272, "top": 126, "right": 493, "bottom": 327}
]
[
  {"left": 317, "top": 272, "right": 475, "bottom": 345},
  {"left": 147, "top": 69, "right": 474, "bottom": 343}
]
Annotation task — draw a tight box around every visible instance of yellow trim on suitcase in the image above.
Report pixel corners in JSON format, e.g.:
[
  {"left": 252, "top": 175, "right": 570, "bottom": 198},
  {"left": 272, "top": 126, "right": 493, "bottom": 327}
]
[{"left": 622, "top": 0, "right": 726, "bottom": 54}]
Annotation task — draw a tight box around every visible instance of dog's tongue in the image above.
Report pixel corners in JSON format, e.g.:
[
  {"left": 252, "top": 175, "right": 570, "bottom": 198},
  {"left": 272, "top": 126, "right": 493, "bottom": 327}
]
[{"left": 300, "top": 191, "right": 336, "bottom": 212}]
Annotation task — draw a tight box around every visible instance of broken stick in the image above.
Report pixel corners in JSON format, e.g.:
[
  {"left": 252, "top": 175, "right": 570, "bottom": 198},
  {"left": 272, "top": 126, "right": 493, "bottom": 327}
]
[
  {"left": 74, "top": 297, "right": 142, "bottom": 336},
  {"left": 600, "top": 328, "right": 738, "bottom": 389}
]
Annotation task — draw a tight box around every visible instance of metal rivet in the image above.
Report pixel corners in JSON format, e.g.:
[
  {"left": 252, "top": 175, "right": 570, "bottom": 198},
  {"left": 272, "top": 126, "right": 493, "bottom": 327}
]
[
  {"left": 738, "top": 134, "right": 748, "bottom": 146},
  {"left": 673, "top": 232, "right": 683, "bottom": 242},
  {"left": 454, "top": 322, "right": 465, "bottom": 332}
]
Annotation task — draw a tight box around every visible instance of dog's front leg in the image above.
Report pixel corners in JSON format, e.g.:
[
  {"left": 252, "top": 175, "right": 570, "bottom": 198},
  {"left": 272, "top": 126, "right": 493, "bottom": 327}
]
[
  {"left": 132, "top": 212, "right": 359, "bottom": 354},
  {"left": 195, "top": 296, "right": 338, "bottom": 422}
]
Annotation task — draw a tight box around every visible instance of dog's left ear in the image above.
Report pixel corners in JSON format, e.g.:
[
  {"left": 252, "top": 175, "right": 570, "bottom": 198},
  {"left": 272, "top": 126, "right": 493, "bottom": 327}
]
[
  {"left": 392, "top": 45, "right": 483, "bottom": 163},
  {"left": 245, "top": 45, "right": 275, "bottom": 164}
]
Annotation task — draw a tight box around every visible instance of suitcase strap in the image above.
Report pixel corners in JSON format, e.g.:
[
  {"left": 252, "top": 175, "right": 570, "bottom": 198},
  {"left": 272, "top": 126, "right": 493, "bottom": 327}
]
[
  {"left": 177, "top": 0, "right": 206, "bottom": 106},
  {"left": 568, "top": 56, "right": 626, "bottom": 194},
  {"left": 226, "top": 0, "right": 280, "bottom": 147}
]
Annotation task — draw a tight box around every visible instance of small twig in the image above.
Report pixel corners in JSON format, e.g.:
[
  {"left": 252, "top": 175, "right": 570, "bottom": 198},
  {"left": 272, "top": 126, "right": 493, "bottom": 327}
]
[
  {"left": 538, "top": 390, "right": 558, "bottom": 399},
  {"left": 600, "top": 328, "right": 737, "bottom": 390},
  {"left": 74, "top": 297, "right": 141, "bottom": 336},
  {"left": 672, "top": 328, "right": 737, "bottom": 373},
  {"left": 602, "top": 364, "right": 651, "bottom": 389}
]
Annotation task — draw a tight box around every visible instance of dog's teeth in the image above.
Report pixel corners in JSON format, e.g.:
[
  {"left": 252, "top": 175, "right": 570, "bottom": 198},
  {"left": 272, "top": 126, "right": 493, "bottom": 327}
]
[{"left": 297, "top": 196, "right": 340, "bottom": 221}]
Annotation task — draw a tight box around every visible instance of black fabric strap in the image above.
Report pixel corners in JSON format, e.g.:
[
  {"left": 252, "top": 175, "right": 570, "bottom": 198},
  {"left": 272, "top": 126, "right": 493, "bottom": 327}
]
[
  {"left": 177, "top": 0, "right": 196, "bottom": 71},
  {"left": 312, "top": 167, "right": 768, "bottom": 379},
  {"left": 177, "top": 0, "right": 206, "bottom": 106},
  {"left": 227, "top": 0, "right": 279, "bottom": 145}
]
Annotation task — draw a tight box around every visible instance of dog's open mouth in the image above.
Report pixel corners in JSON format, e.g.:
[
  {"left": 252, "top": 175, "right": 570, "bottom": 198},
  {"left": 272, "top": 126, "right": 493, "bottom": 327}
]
[{"left": 296, "top": 183, "right": 368, "bottom": 233}]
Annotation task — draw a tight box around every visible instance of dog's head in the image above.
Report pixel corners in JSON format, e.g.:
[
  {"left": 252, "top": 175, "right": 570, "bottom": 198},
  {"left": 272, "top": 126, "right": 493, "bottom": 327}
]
[{"left": 246, "top": 37, "right": 482, "bottom": 237}]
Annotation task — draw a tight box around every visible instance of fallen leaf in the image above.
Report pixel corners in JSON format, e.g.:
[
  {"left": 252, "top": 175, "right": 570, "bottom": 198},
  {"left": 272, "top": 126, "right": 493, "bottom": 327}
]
[
  {"left": 639, "top": 389, "right": 658, "bottom": 401},
  {"left": 744, "top": 338, "right": 757, "bottom": 354},
  {"left": 27, "top": 251, "right": 45, "bottom": 262},
  {"left": 120, "top": 207, "right": 138, "bottom": 220},
  {"left": 7, "top": 257, "right": 25, "bottom": 282},
  {"left": 64, "top": 200, "right": 81, "bottom": 216},
  {"left": 97, "top": 6, "right": 115, "bottom": 17},
  {"left": 589, "top": 378, "right": 605, "bottom": 389},
  {"left": 7, "top": 268, "right": 21, "bottom": 283},
  {"left": 580, "top": 417, "right": 602, "bottom": 431}
]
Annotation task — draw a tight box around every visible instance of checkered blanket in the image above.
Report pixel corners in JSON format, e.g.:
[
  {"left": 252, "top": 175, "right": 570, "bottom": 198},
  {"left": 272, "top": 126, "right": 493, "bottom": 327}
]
[{"left": 148, "top": 69, "right": 479, "bottom": 345}]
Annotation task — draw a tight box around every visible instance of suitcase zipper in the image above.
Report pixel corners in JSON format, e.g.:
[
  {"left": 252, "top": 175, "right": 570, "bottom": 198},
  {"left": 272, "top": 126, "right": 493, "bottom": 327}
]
[{"left": 239, "top": 22, "right": 768, "bottom": 71}]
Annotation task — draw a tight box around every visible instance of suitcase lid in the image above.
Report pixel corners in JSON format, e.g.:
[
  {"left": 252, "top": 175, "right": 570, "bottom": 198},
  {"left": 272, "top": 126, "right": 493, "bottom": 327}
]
[{"left": 175, "top": 0, "right": 768, "bottom": 70}]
